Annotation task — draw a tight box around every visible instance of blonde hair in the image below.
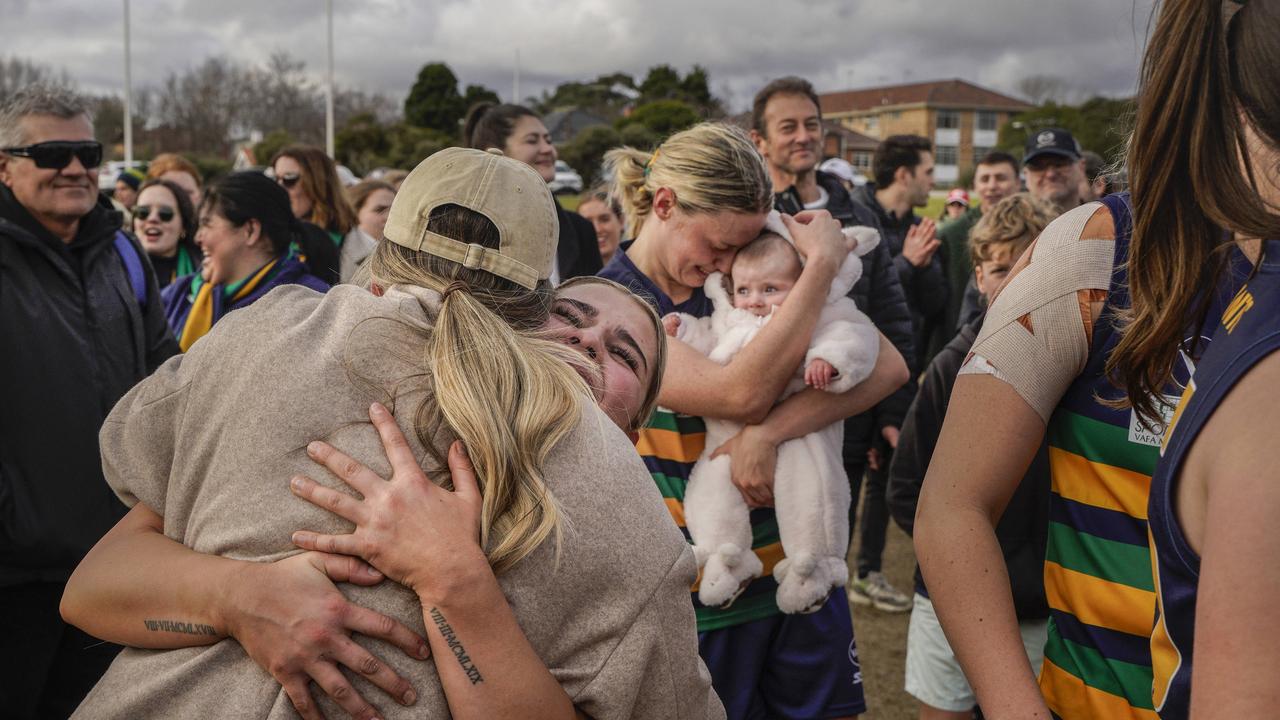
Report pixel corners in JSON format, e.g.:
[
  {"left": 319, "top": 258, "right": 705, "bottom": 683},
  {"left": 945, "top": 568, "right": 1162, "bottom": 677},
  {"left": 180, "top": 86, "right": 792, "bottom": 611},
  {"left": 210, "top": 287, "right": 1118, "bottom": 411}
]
[
  {"left": 968, "top": 193, "right": 1057, "bottom": 265},
  {"left": 556, "top": 276, "right": 668, "bottom": 431},
  {"left": 368, "top": 205, "right": 592, "bottom": 574},
  {"left": 604, "top": 122, "right": 772, "bottom": 236}
]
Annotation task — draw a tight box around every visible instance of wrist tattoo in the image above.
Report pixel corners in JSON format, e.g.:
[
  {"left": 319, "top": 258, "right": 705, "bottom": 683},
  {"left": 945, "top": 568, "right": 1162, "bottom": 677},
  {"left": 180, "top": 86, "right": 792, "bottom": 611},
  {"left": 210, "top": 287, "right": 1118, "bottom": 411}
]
[
  {"left": 143, "top": 619, "right": 218, "bottom": 636},
  {"left": 428, "top": 607, "right": 484, "bottom": 685}
]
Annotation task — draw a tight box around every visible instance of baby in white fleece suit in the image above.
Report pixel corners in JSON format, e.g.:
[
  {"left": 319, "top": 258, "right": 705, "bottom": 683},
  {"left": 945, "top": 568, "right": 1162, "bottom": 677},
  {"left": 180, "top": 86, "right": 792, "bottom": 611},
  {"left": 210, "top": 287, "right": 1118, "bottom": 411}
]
[{"left": 665, "top": 212, "right": 881, "bottom": 614}]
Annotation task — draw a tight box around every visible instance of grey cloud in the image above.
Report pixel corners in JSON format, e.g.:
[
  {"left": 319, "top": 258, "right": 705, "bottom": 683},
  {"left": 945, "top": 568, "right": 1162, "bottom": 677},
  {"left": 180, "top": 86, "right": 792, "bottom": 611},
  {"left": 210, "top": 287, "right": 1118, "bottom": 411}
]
[{"left": 4, "top": 0, "right": 1156, "bottom": 110}]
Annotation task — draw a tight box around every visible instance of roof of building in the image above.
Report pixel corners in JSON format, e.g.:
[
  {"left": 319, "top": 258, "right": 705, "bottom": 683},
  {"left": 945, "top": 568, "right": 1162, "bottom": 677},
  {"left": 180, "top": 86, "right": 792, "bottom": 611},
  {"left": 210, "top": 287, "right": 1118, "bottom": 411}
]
[
  {"left": 821, "top": 120, "right": 878, "bottom": 150},
  {"left": 820, "top": 78, "right": 1033, "bottom": 114},
  {"left": 543, "top": 107, "right": 610, "bottom": 143}
]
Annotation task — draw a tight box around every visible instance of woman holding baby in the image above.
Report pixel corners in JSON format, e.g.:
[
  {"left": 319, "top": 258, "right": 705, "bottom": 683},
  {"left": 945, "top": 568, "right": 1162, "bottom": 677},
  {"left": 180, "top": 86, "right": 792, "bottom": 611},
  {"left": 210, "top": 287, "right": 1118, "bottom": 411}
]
[{"left": 600, "top": 122, "right": 908, "bottom": 720}]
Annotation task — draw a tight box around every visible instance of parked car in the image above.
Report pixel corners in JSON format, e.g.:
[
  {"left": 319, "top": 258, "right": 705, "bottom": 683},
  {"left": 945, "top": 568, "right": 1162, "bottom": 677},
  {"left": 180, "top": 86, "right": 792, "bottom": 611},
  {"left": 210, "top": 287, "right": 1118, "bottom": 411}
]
[{"left": 548, "top": 160, "right": 583, "bottom": 195}]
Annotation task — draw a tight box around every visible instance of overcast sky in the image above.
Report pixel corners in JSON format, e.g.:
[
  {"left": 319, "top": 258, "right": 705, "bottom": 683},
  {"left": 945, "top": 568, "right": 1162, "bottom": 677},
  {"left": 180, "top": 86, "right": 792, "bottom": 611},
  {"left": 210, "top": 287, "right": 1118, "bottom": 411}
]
[{"left": 4, "top": 0, "right": 1157, "bottom": 111}]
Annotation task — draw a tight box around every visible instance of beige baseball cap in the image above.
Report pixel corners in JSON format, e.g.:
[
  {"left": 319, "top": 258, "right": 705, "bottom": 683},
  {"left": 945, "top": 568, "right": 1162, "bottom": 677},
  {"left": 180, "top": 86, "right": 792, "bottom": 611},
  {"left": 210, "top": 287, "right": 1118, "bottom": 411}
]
[{"left": 382, "top": 147, "right": 559, "bottom": 289}]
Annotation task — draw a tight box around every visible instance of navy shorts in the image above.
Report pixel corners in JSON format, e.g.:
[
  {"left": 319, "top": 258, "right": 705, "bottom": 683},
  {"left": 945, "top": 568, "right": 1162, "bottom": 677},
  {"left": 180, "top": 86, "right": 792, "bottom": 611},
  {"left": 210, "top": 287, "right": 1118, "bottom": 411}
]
[{"left": 698, "top": 588, "right": 866, "bottom": 719}]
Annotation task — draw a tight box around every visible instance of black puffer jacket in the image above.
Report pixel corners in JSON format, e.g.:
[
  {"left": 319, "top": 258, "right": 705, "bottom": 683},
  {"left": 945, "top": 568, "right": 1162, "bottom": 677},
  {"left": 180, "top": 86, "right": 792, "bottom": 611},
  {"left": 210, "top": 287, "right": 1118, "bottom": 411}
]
[
  {"left": 556, "top": 202, "right": 603, "bottom": 280},
  {"left": 853, "top": 183, "right": 947, "bottom": 374},
  {"left": 776, "top": 171, "right": 916, "bottom": 459},
  {"left": 887, "top": 316, "right": 1050, "bottom": 620},
  {"left": 0, "top": 187, "right": 178, "bottom": 586}
]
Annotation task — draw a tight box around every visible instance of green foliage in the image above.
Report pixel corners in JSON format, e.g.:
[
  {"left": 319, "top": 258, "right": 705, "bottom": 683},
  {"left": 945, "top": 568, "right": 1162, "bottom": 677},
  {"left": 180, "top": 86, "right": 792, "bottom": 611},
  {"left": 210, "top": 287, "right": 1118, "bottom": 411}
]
[
  {"left": 618, "top": 123, "right": 658, "bottom": 150},
  {"left": 638, "top": 64, "right": 716, "bottom": 114},
  {"left": 188, "top": 153, "right": 234, "bottom": 184},
  {"left": 252, "top": 129, "right": 295, "bottom": 166},
  {"left": 618, "top": 100, "right": 700, "bottom": 139},
  {"left": 404, "top": 62, "right": 466, "bottom": 134},
  {"left": 534, "top": 73, "right": 637, "bottom": 117},
  {"left": 997, "top": 96, "right": 1134, "bottom": 166},
  {"left": 463, "top": 84, "right": 501, "bottom": 111},
  {"left": 558, "top": 125, "right": 622, "bottom": 187},
  {"left": 639, "top": 65, "right": 683, "bottom": 103},
  {"left": 334, "top": 113, "right": 455, "bottom": 174}
]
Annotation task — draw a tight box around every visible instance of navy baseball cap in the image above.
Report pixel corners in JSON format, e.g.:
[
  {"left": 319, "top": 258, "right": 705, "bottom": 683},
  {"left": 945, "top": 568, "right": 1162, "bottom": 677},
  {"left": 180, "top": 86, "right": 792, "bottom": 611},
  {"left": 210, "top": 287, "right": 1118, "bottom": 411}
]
[{"left": 1023, "top": 127, "right": 1081, "bottom": 165}]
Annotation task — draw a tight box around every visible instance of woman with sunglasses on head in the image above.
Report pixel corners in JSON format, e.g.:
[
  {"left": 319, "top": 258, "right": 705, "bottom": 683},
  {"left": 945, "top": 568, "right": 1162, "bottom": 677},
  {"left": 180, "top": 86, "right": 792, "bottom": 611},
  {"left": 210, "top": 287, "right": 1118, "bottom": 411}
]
[
  {"left": 161, "top": 171, "right": 329, "bottom": 351},
  {"left": 271, "top": 145, "right": 353, "bottom": 285},
  {"left": 463, "top": 102, "right": 603, "bottom": 283},
  {"left": 132, "top": 178, "right": 198, "bottom": 290},
  {"left": 63, "top": 149, "right": 725, "bottom": 720}
]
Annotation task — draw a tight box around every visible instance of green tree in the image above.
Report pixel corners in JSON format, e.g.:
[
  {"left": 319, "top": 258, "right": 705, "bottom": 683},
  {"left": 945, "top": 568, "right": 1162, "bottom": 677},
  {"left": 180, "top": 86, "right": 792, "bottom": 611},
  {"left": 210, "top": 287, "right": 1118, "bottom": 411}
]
[
  {"left": 404, "top": 62, "right": 466, "bottom": 134},
  {"left": 534, "top": 73, "right": 637, "bottom": 117},
  {"left": 386, "top": 123, "right": 454, "bottom": 169},
  {"left": 619, "top": 100, "right": 700, "bottom": 139},
  {"left": 639, "top": 65, "right": 683, "bottom": 103},
  {"left": 253, "top": 129, "right": 295, "bottom": 166},
  {"left": 618, "top": 123, "right": 658, "bottom": 150},
  {"left": 558, "top": 125, "right": 622, "bottom": 187},
  {"left": 335, "top": 113, "right": 391, "bottom": 175},
  {"left": 680, "top": 65, "right": 712, "bottom": 107},
  {"left": 997, "top": 97, "right": 1134, "bottom": 166},
  {"left": 462, "top": 84, "right": 501, "bottom": 111}
]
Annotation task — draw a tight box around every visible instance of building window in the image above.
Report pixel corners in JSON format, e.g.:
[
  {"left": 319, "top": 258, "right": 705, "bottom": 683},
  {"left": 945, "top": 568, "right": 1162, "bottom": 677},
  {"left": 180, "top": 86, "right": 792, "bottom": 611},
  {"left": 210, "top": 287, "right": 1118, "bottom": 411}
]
[
  {"left": 851, "top": 151, "right": 872, "bottom": 171},
  {"left": 972, "top": 145, "right": 992, "bottom": 160},
  {"left": 977, "top": 111, "right": 998, "bottom": 131},
  {"left": 889, "top": 111, "right": 902, "bottom": 120},
  {"left": 936, "top": 110, "right": 960, "bottom": 129},
  {"left": 865, "top": 115, "right": 878, "bottom": 131},
  {"left": 935, "top": 145, "right": 958, "bottom": 166}
]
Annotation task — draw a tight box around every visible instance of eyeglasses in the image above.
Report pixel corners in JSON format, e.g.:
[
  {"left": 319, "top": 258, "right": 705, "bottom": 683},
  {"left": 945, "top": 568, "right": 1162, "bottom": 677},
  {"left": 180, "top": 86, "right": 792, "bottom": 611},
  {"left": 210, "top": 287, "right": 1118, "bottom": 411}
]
[
  {"left": 276, "top": 172, "right": 302, "bottom": 189},
  {"left": 2, "top": 141, "right": 103, "bottom": 170},
  {"left": 134, "top": 204, "right": 176, "bottom": 223}
]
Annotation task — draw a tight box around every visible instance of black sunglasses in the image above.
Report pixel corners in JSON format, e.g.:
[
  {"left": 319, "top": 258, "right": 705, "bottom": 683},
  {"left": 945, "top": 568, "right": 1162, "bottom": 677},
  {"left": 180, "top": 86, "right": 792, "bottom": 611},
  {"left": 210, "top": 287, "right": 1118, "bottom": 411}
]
[
  {"left": 134, "top": 204, "right": 176, "bottom": 223},
  {"left": 2, "top": 141, "right": 103, "bottom": 170},
  {"left": 276, "top": 172, "right": 302, "bottom": 189}
]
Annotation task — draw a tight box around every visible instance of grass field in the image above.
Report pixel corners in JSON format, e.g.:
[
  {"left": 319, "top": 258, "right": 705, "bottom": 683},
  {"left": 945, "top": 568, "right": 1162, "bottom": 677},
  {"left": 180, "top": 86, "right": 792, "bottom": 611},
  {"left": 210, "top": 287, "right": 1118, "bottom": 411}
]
[{"left": 848, "top": 494, "right": 919, "bottom": 719}]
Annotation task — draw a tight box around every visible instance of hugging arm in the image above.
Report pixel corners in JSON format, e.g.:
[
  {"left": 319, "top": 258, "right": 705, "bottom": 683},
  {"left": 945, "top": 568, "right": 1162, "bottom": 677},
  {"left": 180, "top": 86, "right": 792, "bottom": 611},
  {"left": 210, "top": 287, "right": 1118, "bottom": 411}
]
[{"left": 290, "top": 404, "right": 585, "bottom": 720}]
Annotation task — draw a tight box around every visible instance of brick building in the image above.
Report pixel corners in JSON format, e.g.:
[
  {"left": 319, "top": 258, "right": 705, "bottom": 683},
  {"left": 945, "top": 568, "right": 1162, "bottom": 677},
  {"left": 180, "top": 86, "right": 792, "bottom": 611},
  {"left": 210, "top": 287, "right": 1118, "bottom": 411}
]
[{"left": 820, "top": 78, "right": 1033, "bottom": 185}]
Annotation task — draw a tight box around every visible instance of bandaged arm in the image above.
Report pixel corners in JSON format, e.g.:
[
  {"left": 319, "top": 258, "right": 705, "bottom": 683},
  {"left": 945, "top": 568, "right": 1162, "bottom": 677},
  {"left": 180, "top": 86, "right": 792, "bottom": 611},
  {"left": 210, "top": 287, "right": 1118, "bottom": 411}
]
[{"left": 914, "top": 202, "right": 1115, "bottom": 719}]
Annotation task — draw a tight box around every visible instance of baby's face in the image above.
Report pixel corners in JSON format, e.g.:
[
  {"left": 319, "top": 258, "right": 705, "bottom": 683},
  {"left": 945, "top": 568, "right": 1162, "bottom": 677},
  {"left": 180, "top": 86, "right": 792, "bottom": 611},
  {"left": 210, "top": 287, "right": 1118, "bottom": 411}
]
[{"left": 732, "top": 255, "right": 799, "bottom": 317}]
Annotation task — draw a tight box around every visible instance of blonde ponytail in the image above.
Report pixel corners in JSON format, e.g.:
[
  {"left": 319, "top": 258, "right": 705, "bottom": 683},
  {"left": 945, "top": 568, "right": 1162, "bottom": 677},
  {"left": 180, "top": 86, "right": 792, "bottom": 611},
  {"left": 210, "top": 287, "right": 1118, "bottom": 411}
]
[
  {"left": 605, "top": 122, "right": 772, "bottom": 237},
  {"left": 369, "top": 206, "right": 593, "bottom": 573}
]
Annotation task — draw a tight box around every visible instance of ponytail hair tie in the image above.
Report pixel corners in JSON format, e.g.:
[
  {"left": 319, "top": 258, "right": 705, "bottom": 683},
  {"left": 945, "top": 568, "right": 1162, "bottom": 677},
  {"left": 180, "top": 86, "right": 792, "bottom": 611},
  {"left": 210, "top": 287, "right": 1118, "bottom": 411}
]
[
  {"left": 440, "top": 280, "right": 471, "bottom": 302},
  {"left": 644, "top": 148, "right": 661, "bottom": 177}
]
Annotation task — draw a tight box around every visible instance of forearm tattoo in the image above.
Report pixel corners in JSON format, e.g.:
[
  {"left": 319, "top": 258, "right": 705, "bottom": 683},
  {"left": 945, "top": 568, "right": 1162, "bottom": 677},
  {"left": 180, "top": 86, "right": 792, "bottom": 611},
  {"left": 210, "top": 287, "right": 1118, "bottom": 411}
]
[
  {"left": 142, "top": 619, "right": 218, "bottom": 636},
  {"left": 428, "top": 607, "right": 484, "bottom": 685}
]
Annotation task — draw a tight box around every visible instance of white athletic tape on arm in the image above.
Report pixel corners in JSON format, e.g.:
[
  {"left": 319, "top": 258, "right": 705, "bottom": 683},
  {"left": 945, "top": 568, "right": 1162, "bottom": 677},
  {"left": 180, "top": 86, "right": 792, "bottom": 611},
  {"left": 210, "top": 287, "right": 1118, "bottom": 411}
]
[{"left": 958, "top": 203, "right": 1115, "bottom": 423}]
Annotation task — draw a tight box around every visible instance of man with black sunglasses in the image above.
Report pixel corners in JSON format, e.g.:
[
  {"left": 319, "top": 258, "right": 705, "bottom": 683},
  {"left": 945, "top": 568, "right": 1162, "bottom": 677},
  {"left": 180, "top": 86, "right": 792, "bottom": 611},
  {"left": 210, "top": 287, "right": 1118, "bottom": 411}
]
[{"left": 0, "top": 85, "right": 178, "bottom": 717}]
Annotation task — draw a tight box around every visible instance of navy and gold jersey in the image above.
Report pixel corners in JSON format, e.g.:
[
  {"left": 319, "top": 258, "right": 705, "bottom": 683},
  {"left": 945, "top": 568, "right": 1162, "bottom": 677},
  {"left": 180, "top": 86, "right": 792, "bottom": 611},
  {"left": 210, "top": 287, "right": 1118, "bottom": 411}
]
[{"left": 1149, "top": 239, "right": 1280, "bottom": 719}]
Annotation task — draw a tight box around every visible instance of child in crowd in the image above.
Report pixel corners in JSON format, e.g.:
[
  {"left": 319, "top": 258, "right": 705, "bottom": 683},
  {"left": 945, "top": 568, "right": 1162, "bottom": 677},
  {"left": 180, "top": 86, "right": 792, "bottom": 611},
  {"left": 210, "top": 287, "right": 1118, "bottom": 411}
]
[
  {"left": 666, "top": 213, "right": 881, "bottom": 614},
  {"left": 887, "top": 193, "right": 1057, "bottom": 720}
]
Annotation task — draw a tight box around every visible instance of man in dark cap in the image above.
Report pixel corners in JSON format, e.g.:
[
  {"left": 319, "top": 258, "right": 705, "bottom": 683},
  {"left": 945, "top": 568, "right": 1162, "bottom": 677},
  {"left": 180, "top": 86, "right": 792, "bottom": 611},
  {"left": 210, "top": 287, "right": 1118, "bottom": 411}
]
[{"left": 1023, "top": 127, "right": 1086, "bottom": 212}]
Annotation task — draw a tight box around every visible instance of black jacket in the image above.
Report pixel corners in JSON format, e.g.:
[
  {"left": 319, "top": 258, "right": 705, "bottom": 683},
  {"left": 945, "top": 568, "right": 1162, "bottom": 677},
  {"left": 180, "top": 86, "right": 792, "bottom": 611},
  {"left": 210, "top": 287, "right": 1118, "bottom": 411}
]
[
  {"left": 887, "top": 317, "right": 1050, "bottom": 620},
  {"left": 0, "top": 187, "right": 179, "bottom": 585},
  {"left": 556, "top": 202, "right": 603, "bottom": 280},
  {"left": 852, "top": 183, "right": 947, "bottom": 374},
  {"left": 776, "top": 171, "right": 916, "bottom": 459}
]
